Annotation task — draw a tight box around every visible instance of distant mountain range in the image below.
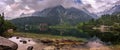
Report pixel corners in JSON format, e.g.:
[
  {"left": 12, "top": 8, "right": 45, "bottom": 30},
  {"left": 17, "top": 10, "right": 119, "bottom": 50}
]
[
  {"left": 11, "top": 5, "right": 94, "bottom": 25},
  {"left": 11, "top": 4, "right": 120, "bottom": 26},
  {"left": 111, "top": 5, "right": 120, "bottom": 14},
  {"left": 98, "top": 5, "right": 120, "bottom": 15}
]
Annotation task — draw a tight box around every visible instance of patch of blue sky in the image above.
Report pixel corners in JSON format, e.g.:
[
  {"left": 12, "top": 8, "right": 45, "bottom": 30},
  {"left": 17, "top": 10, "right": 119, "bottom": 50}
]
[{"left": 74, "top": 0, "right": 82, "bottom": 4}]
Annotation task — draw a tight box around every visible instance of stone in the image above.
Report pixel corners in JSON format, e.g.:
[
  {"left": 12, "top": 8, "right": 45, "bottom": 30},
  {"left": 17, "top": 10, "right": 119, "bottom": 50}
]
[
  {"left": 22, "top": 40, "right": 27, "bottom": 44},
  {"left": 27, "top": 46, "right": 33, "bottom": 50},
  {"left": 0, "top": 36, "right": 18, "bottom": 50}
]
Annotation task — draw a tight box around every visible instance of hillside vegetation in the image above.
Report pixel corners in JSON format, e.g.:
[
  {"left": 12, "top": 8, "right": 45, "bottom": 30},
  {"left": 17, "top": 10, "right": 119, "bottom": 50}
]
[
  {"left": 77, "top": 13, "right": 120, "bottom": 44},
  {"left": 0, "top": 13, "right": 16, "bottom": 36}
]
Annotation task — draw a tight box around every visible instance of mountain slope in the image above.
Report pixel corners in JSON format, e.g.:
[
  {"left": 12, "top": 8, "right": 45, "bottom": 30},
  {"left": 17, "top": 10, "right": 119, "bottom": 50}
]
[
  {"left": 11, "top": 5, "right": 94, "bottom": 28},
  {"left": 112, "top": 5, "right": 120, "bottom": 14},
  {"left": 101, "top": 5, "right": 120, "bottom": 15},
  {"left": 11, "top": 16, "right": 60, "bottom": 26},
  {"left": 32, "top": 5, "right": 93, "bottom": 25}
]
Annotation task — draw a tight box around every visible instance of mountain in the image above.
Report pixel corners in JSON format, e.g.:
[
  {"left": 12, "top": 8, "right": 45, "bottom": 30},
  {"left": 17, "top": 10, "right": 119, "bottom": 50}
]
[
  {"left": 11, "top": 5, "right": 94, "bottom": 27},
  {"left": 100, "top": 5, "right": 120, "bottom": 15},
  {"left": 32, "top": 5, "right": 66, "bottom": 17},
  {"left": 32, "top": 5, "right": 93, "bottom": 25},
  {"left": 112, "top": 5, "right": 120, "bottom": 14}
]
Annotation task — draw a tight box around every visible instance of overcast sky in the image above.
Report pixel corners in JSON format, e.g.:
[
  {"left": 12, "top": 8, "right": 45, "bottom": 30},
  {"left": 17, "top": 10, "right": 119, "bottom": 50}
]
[{"left": 0, "top": 0, "right": 120, "bottom": 19}]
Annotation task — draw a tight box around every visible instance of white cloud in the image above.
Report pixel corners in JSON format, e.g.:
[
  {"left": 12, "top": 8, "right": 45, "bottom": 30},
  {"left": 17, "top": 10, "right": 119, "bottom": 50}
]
[
  {"left": 81, "top": 0, "right": 120, "bottom": 13},
  {"left": 14, "top": 0, "right": 22, "bottom": 2},
  {"left": 0, "top": 0, "right": 120, "bottom": 19}
]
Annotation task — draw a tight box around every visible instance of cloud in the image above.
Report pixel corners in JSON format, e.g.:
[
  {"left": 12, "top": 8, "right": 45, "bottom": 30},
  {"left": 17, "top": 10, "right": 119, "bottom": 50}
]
[
  {"left": 0, "top": 0, "right": 120, "bottom": 19},
  {"left": 81, "top": 0, "right": 120, "bottom": 13},
  {"left": 0, "top": 0, "right": 64, "bottom": 19}
]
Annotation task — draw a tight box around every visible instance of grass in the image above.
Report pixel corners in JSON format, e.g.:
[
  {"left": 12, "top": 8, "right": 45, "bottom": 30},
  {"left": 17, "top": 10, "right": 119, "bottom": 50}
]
[
  {"left": 109, "top": 45, "right": 120, "bottom": 50},
  {"left": 5, "top": 32, "right": 87, "bottom": 42}
]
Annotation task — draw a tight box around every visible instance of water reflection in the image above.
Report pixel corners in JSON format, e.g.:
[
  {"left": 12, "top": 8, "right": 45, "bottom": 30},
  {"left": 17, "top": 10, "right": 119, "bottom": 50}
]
[{"left": 48, "top": 28, "right": 90, "bottom": 39}]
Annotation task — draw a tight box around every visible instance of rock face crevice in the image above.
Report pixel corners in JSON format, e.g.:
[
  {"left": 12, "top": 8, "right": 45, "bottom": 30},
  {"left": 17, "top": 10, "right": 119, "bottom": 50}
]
[
  {"left": 0, "top": 45, "right": 15, "bottom": 50},
  {"left": 0, "top": 36, "right": 18, "bottom": 50}
]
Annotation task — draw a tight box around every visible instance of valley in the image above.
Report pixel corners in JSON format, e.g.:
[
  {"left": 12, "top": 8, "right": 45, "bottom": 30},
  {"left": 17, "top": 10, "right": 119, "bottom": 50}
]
[{"left": 1, "top": 0, "right": 120, "bottom": 50}]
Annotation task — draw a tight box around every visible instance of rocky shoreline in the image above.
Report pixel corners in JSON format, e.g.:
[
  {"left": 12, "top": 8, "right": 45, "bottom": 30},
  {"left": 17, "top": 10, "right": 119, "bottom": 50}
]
[
  {"left": 7, "top": 36, "right": 111, "bottom": 50},
  {"left": 0, "top": 36, "right": 18, "bottom": 50},
  {"left": 0, "top": 36, "right": 112, "bottom": 50}
]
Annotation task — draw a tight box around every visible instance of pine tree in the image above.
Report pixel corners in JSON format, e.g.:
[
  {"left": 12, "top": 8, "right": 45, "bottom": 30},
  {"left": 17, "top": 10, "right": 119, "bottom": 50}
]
[{"left": 0, "top": 13, "right": 5, "bottom": 35}]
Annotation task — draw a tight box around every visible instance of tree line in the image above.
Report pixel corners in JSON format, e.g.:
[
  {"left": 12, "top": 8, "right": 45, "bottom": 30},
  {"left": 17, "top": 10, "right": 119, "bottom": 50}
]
[
  {"left": 77, "top": 13, "right": 120, "bottom": 44},
  {"left": 0, "top": 13, "right": 16, "bottom": 36}
]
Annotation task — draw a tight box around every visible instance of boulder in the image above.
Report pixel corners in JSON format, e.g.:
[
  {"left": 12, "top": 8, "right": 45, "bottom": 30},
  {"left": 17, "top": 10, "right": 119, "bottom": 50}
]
[{"left": 0, "top": 36, "right": 18, "bottom": 50}]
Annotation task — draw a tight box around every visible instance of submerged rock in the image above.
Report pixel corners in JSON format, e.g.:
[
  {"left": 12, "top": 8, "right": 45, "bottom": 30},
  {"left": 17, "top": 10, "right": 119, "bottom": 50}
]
[
  {"left": 27, "top": 46, "right": 33, "bottom": 50},
  {"left": 85, "top": 36, "right": 111, "bottom": 50},
  {"left": 85, "top": 36, "right": 105, "bottom": 48}
]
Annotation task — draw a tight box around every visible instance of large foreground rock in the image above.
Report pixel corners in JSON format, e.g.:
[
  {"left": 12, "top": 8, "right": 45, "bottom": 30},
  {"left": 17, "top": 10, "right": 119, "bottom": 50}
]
[{"left": 0, "top": 36, "right": 18, "bottom": 50}]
